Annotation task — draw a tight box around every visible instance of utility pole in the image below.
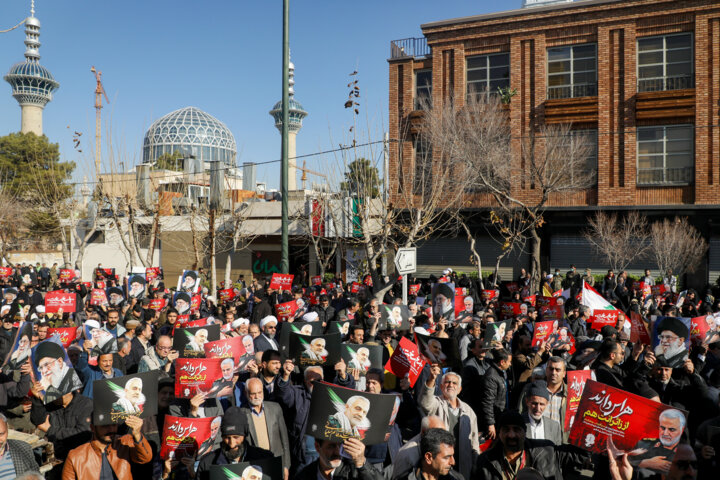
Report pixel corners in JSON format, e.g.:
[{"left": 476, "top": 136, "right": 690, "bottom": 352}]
[{"left": 280, "top": 0, "right": 290, "bottom": 274}]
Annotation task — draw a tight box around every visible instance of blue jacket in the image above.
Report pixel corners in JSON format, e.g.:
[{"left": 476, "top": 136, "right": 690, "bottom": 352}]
[{"left": 76, "top": 352, "right": 123, "bottom": 398}]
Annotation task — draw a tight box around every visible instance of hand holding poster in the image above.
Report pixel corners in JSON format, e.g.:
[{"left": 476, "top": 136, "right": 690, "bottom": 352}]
[
  {"left": 59, "top": 269, "right": 75, "bottom": 282},
  {"left": 483, "top": 320, "right": 510, "bottom": 349},
  {"left": 414, "top": 330, "right": 459, "bottom": 368},
  {"left": 89, "top": 288, "right": 108, "bottom": 307},
  {"left": 499, "top": 302, "right": 523, "bottom": 321},
  {"left": 379, "top": 304, "right": 410, "bottom": 331},
  {"left": 269, "top": 273, "right": 294, "bottom": 290},
  {"left": 31, "top": 337, "right": 83, "bottom": 404},
  {"left": 160, "top": 415, "right": 221, "bottom": 460},
  {"left": 93, "top": 371, "right": 159, "bottom": 425},
  {"left": 146, "top": 267, "right": 162, "bottom": 282},
  {"left": 175, "top": 358, "right": 231, "bottom": 399},
  {"left": 540, "top": 305, "right": 563, "bottom": 321},
  {"left": 569, "top": 379, "right": 688, "bottom": 476},
  {"left": 409, "top": 284, "right": 421, "bottom": 295},
  {"left": 384, "top": 337, "right": 426, "bottom": 387},
  {"left": 307, "top": 381, "right": 398, "bottom": 445},
  {"left": 45, "top": 290, "right": 76, "bottom": 314},
  {"left": 690, "top": 315, "right": 720, "bottom": 346},
  {"left": 149, "top": 298, "right": 167, "bottom": 310},
  {"left": 5, "top": 322, "right": 33, "bottom": 369},
  {"left": 651, "top": 316, "right": 691, "bottom": 368},
  {"left": 630, "top": 312, "right": 652, "bottom": 345}
]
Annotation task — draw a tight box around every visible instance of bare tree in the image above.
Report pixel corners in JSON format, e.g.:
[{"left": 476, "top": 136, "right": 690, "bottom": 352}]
[
  {"left": 584, "top": 211, "right": 651, "bottom": 272},
  {"left": 649, "top": 217, "right": 707, "bottom": 279},
  {"left": 0, "top": 180, "right": 29, "bottom": 264}
]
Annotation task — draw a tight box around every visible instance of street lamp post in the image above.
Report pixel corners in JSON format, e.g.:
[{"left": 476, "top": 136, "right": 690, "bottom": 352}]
[{"left": 280, "top": 0, "right": 290, "bottom": 274}]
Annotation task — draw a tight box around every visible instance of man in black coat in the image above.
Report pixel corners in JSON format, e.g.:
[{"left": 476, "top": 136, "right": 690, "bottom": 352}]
[{"left": 479, "top": 348, "right": 513, "bottom": 441}]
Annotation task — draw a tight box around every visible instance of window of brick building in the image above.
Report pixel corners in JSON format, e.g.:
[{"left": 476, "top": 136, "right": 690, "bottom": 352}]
[
  {"left": 638, "top": 33, "right": 694, "bottom": 92},
  {"left": 414, "top": 69, "right": 432, "bottom": 110},
  {"left": 413, "top": 136, "right": 432, "bottom": 194},
  {"left": 547, "top": 44, "right": 597, "bottom": 99},
  {"left": 466, "top": 53, "right": 510, "bottom": 99},
  {"left": 637, "top": 125, "right": 694, "bottom": 185},
  {"left": 565, "top": 129, "right": 599, "bottom": 184}
]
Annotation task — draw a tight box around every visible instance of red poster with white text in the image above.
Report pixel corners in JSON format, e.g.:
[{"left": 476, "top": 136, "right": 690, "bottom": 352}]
[
  {"left": 175, "top": 358, "right": 225, "bottom": 399},
  {"left": 89, "top": 289, "right": 108, "bottom": 307},
  {"left": 591, "top": 310, "right": 619, "bottom": 330},
  {"left": 499, "top": 302, "right": 522, "bottom": 321},
  {"left": 311, "top": 276, "right": 322, "bottom": 286},
  {"left": 275, "top": 301, "right": 299, "bottom": 321},
  {"left": 541, "top": 305, "right": 564, "bottom": 321},
  {"left": 218, "top": 288, "right": 235, "bottom": 304},
  {"left": 149, "top": 298, "right": 167, "bottom": 310},
  {"left": 569, "top": 380, "right": 688, "bottom": 457},
  {"left": 270, "top": 273, "right": 294, "bottom": 290},
  {"left": 203, "top": 336, "right": 248, "bottom": 360},
  {"left": 537, "top": 296, "right": 558, "bottom": 308},
  {"left": 532, "top": 321, "right": 554, "bottom": 347},
  {"left": 45, "top": 291, "right": 76, "bottom": 313},
  {"left": 159, "top": 415, "right": 219, "bottom": 460},
  {"left": 565, "top": 370, "right": 594, "bottom": 432},
  {"left": 409, "top": 284, "right": 421, "bottom": 295},
  {"left": 384, "top": 337, "right": 426, "bottom": 387},
  {"left": 47, "top": 327, "right": 77, "bottom": 349},
  {"left": 629, "top": 312, "right": 652, "bottom": 345}
]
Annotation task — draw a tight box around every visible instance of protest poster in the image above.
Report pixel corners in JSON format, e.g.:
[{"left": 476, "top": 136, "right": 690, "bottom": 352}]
[
  {"left": 690, "top": 315, "right": 720, "bottom": 346},
  {"left": 328, "top": 321, "right": 351, "bottom": 337},
  {"left": 431, "top": 282, "right": 455, "bottom": 323},
  {"left": 204, "top": 335, "right": 248, "bottom": 359},
  {"left": 218, "top": 288, "right": 235, "bottom": 304},
  {"left": 190, "top": 295, "right": 202, "bottom": 313},
  {"left": 269, "top": 273, "right": 294, "bottom": 290},
  {"left": 409, "top": 284, "right": 421, "bottom": 295},
  {"left": 177, "top": 270, "right": 201, "bottom": 294},
  {"left": 307, "top": 380, "right": 397, "bottom": 445},
  {"left": 540, "top": 305, "right": 564, "bottom": 321},
  {"left": 630, "top": 312, "right": 652, "bottom": 345},
  {"left": 145, "top": 267, "right": 162, "bottom": 282},
  {"left": 59, "top": 269, "right": 75, "bottom": 283},
  {"left": 173, "top": 324, "right": 221, "bottom": 358},
  {"left": 651, "top": 316, "right": 691, "bottom": 368},
  {"left": 414, "top": 329, "right": 459, "bottom": 368},
  {"left": 45, "top": 290, "right": 76, "bottom": 314},
  {"left": 173, "top": 292, "right": 193, "bottom": 315},
  {"left": 89, "top": 288, "right": 108, "bottom": 307},
  {"left": 523, "top": 295, "right": 537, "bottom": 307},
  {"left": 289, "top": 332, "right": 341, "bottom": 367},
  {"left": 499, "top": 302, "right": 523, "bottom": 321},
  {"left": 47, "top": 327, "right": 77, "bottom": 349},
  {"left": 278, "top": 321, "right": 322, "bottom": 355},
  {"left": 84, "top": 321, "right": 117, "bottom": 356},
  {"left": 363, "top": 275, "right": 373, "bottom": 287},
  {"left": 537, "top": 296, "right": 558, "bottom": 308},
  {"left": 0, "top": 267, "right": 13, "bottom": 278},
  {"left": 379, "top": 304, "right": 410, "bottom": 331},
  {"left": 504, "top": 281, "right": 520, "bottom": 293},
  {"left": 106, "top": 287, "right": 125, "bottom": 307},
  {"left": 209, "top": 456, "right": 283, "bottom": 480},
  {"left": 532, "top": 321, "right": 555, "bottom": 347},
  {"left": 31, "top": 337, "right": 83, "bottom": 404},
  {"left": 149, "top": 298, "right": 167, "bottom": 310},
  {"left": 591, "top": 310, "right": 619, "bottom": 330},
  {"left": 483, "top": 320, "right": 511, "bottom": 348},
  {"left": 340, "top": 343, "right": 383, "bottom": 391},
  {"left": 311, "top": 275, "right": 322, "bottom": 286},
  {"left": 93, "top": 371, "right": 159, "bottom": 425},
  {"left": 565, "top": 370, "right": 594, "bottom": 432},
  {"left": 95, "top": 267, "right": 115, "bottom": 281},
  {"left": 4, "top": 321, "right": 33, "bottom": 369},
  {"left": 275, "top": 300, "right": 299, "bottom": 321},
  {"left": 160, "top": 415, "right": 221, "bottom": 461},
  {"left": 175, "top": 357, "right": 231, "bottom": 399},
  {"left": 350, "top": 282, "right": 361, "bottom": 293},
  {"left": 548, "top": 326, "right": 576, "bottom": 354},
  {"left": 481, "top": 289, "right": 498, "bottom": 301},
  {"left": 384, "top": 337, "right": 426, "bottom": 387},
  {"left": 650, "top": 284, "right": 666, "bottom": 296},
  {"left": 127, "top": 275, "right": 146, "bottom": 299},
  {"left": 569, "top": 379, "right": 688, "bottom": 475}
]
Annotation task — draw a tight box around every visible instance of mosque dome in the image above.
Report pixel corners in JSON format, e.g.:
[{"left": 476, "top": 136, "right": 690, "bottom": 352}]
[{"left": 142, "top": 106, "right": 237, "bottom": 166}]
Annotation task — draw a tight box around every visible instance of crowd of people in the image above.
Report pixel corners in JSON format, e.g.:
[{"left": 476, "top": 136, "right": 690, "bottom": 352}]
[{"left": 0, "top": 261, "right": 716, "bottom": 480}]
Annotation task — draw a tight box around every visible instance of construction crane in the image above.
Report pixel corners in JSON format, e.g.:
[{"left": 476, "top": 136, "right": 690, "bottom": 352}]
[
  {"left": 299, "top": 160, "right": 327, "bottom": 190},
  {"left": 91, "top": 66, "right": 109, "bottom": 179}
]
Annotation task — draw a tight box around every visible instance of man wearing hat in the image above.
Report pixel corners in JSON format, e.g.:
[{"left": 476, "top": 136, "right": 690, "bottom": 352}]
[
  {"left": 474, "top": 410, "right": 563, "bottom": 480},
  {"left": 522, "top": 381, "right": 562, "bottom": 445},
  {"left": 34, "top": 340, "right": 81, "bottom": 403},
  {"left": 195, "top": 409, "right": 274, "bottom": 480},
  {"left": 654, "top": 317, "right": 690, "bottom": 368},
  {"left": 254, "top": 316, "right": 279, "bottom": 353}
]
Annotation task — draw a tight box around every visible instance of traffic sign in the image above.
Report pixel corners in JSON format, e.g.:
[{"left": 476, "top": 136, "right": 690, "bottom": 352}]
[{"left": 394, "top": 247, "right": 417, "bottom": 275}]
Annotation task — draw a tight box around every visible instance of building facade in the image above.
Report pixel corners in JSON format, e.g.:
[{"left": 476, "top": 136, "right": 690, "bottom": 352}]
[{"left": 388, "top": 0, "right": 720, "bottom": 283}]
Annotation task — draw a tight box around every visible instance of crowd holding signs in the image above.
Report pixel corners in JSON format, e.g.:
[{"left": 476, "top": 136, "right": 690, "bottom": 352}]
[{"left": 0, "top": 261, "right": 719, "bottom": 480}]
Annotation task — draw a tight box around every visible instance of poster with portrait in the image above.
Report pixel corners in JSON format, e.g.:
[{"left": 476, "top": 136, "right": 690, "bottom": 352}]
[
  {"left": 531, "top": 320, "right": 555, "bottom": 347},
  {"left": 89, "top": 288, "right": 109, "bottom": 307},
  {"left": 630, "top": 312, "right": 652, "bottom": 345},
  {"left": 45, "top": 290, "right": 76, "bottom": 314},
  {"left": 173, "top": 292, "right": 193, "bottom": 315},
  {"left": 414, "top": 330, "right": 459, "bottom": 368},
  {"left": 540, "top": 305, "right": 564, "bottom": 322},
  {"left": 205, "top": 335, "right": 255, "bottom": 372},
  {"left": 173, "top": 324, "right": 221, "bottom": 358},
  {"left": 690, "top": 315, "right": 720, "bottom": 346},
  {"left": 4, "top": 321, "right": 33, "bottom": 369},
  {"left": 93, "top": 371, "right": 159, "bottom": 425},
  {"left": 379, "top": 304, "right": 410, "bottom": 331},
  {"left": 30, "top": 337, "right": 83, "bottom": 404},
  {"left": 208, "top": 456, "right": 283, "bottom": 480},
  {"left": 328, "top": 321, "right": 351, "bottom": 337},
  {"left": 384, "top": 337, "right": 426, "bottom": 387},
  {"left": 651, "top": 316, "right": 691, "bottom": 368},
  {"left": 565, "top": 370, "right": 595, "bottom": 432},
  {"left": 269, "top": 273, "right": 294, "bottom": 291},
  {"left": 175, "top": 358, "right": 230, "bottom": 399},
  {"left": 340, "top": 343, "right": 383, "bottom": 390},
  {"left": 177, "top": 270, "right": 201, "bottom": 294},
  {"left": 307, "top": 381, "right": 397, "bottom": 445},
  {"left": 289, "top": 332, "right": 341, "bottom": 367},
  {"left": 106, "top": 287, "right": 125, "bottom": 307},
  {"left": 160, "top": 415, "right": 221, "bottom": 461},
  {"left": 569, "top": 380, "right": 688, "bottom": 473},
  {"left": 482, "top": 320, "right": 511, "bottom": 349},
  {"left": 94, "top": 267, "right": 115, "bottom": 281},
  {"left": 275, "top": 300, "right": 299, "bottom": 321},
  {"left": 47, "top": 327, "right": 77, "bottom": 349},
  {"left": 431, "top": 282, "right": 455, "bottom": 323},
  {"left": 127, "top": 274, "right": 146, "bottom": 299},
  {"left": 278, "top": 321, "right": 323, "bottom": 355},
  {"left": 84, "top": 322, "right": 117, "bottom": 355}
]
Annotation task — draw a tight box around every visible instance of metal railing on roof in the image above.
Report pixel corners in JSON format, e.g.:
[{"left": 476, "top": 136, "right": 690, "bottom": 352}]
[{"left": 390, "top": 37, "right": 431, "bottom": 59}]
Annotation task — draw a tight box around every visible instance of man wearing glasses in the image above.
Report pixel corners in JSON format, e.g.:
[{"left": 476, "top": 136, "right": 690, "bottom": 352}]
[
  {"left": 138, "top": 335, "right": 177, "bottom": 377},
  {"left": 254, "top": 316, "right": 280, "bottom": 352}
]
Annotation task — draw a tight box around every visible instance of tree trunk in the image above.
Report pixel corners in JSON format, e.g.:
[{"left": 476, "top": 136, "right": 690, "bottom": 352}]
[
  {"left": 189, "top": 211, "right": 201, "bottom": 271},
  {"left": 146, "top": 208, "right": 161, "bottom": 266},
  {"left": 530, "top": 227, "right": 542, "bottom": 292}
]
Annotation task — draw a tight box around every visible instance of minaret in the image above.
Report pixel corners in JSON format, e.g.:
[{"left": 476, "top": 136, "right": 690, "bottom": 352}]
[
  {"left": 270, "top": 57, "right": 307, "bottom": 190},
  {"left": 4, "top": 1, "right": 59, "bottom": 135}
]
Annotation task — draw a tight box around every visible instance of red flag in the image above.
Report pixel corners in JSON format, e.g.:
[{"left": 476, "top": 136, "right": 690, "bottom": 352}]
[{"left": 384, "top": 337, "right": 426, "bottom": 387}]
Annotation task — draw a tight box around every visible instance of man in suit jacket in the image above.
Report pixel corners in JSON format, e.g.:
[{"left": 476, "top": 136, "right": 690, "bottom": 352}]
[
  {"left": 522, "top": 381, "right": 563, "bottom": 445},
  {"left": 238, "top": 377, "right": 291, "bottom": 479},
  {"left": 253, "top": 316, "right": 280, "bottom": 353}
]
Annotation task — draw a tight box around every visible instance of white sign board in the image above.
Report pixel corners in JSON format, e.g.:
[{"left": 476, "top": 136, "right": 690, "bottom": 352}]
[{"left": 394, "top": 248, "right": 417, "bottom": 275}]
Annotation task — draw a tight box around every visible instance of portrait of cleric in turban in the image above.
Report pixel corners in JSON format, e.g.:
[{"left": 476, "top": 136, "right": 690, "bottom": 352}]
[
  {"left": 178, "top": 270, "right": 200, "bottom": 293},
  {"left": 653, "top": 317, "right": 690, "bottom": 369},
  {"left": 32, "top": 339, "right": 82, "bottom": 404},
  {"left": 127, "top": 275, "right": 146, "bottom": 299}
]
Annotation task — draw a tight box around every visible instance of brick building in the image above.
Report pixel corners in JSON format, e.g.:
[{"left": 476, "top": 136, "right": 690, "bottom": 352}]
[{"left": 388, "top": 0, "right": 720, "bottom": 284}]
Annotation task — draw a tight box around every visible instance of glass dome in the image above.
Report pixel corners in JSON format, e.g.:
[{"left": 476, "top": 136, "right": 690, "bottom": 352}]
[{"left": 142, "top": 106, "right": 237, "bottom": 166}]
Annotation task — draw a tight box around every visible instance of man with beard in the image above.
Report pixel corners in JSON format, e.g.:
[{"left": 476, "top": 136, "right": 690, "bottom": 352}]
[
  {"left": 474, "top": 410, "right": 563, "bottom": 480},
  {"left": 239, "top": 377, "right": 291, "bottom": 479},
  {"left": 195, "top": 414, "right": 274, "bottom": 480},
  {"left": 174, "top": 292, "right": 191, "bottom": 315},
  {"left": 111, "top": 377, "right": 146, "bottom": 415},
  {"left": 207, "top": 358, "right": 235, "bottom": 398},
  {"left": 107, "top": 287, "right": 125, "bottom": 308},
  {"left": 34, "top": 341, "right": 81, "bottom": 403},
  {"left": 254, "top": 316, "right": 279, "bottom": 352},
  {"left": 103, "top": 308, "right": 126, "bottom": 337},
  {"left": 196, "top": 416, "right": 222, "bottom": 458},
  {"left": 432, "top": 283, "right": 455, "bottom": 323},
  {"left": 455, "top": 296, "right": 476, "bottom": 324},
  {"left": 630, "top": 408, "right": 687, "bottom": 475},
  {"left": 62, "top": 415, "right": 152, "bottom": 479},
  {"left": 180, "top": 271, "right": 199, "bottom": 293},
  {"left": 422, "top": 338, "right": 447, "bottom": 365},
  {"left": 522, "top": 382, "right": 562, "bottom": 445},
  {"left": 301, "top": 338, "right": 329, "bottom": 364},
  {"left": 655, "top": 317, "right": 690, "bottom": 368},
  {"left": 348, "top": 347, "right": 372, "bottom": 373},
  {"left": 295, "top": 437, "right": 382, "bottom": 480},
  {"left": 186, "top": 328, "right": 209, "bottom": 353},
  {"left": 128, "top": 275, "right": 146, "bottom": 299},
  {"left": 326, "top": 395, "right": 371, "bottom": 440}
]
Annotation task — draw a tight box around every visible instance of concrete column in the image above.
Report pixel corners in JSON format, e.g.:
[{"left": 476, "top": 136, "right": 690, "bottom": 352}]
[
  {"left": 21, "top": 104, "right": 43, "bottom": 135},
  {"left": 288, "top": 132, "right": 298, "bottom": 190}
]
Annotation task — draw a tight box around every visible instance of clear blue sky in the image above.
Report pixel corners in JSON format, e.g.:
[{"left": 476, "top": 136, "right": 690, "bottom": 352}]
[{"left": 0, "top": 0, "right": 510, "bottom": 191}]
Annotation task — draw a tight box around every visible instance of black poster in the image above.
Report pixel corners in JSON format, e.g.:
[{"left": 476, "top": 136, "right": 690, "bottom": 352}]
[
  {"left": 208, "top": 456, "right": 283, "bottom": 480},
  {"left": 5, "top": 321, "right": 33, "bottom": 369},
  {"left": 278, "top": 321, "right": 323, "bottom": 355},
  {"left": 482, "top": 320, "right": 511, "bottom": 348},
  {"left": 414, "top": 330, "right": 460, "bottom": 368},
  {"left": 379, "top": 304, "right": 410, "bottom": 331},
  {"left": 307, "top": 381, "right": 398, "bottom": 445},
  {"left": 328, "top": 321, "right": 351, "bottom": 337},
  {"left": 289, "top": 332, "right": 341, "bottom": 367},
  {"left": 340, "top": 343, "right": 383, "bottom": 373},
  {"left": 173, "top": 324, "right": 221, "bottom": 358},
  {"left": 93, "top": 370, "right": 160, "bottom": 425}
]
